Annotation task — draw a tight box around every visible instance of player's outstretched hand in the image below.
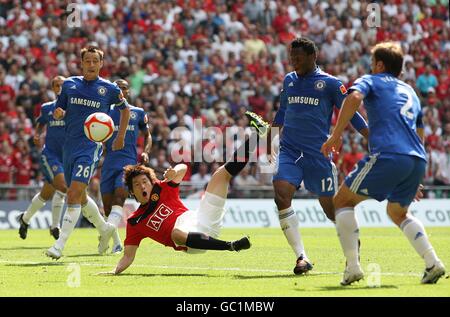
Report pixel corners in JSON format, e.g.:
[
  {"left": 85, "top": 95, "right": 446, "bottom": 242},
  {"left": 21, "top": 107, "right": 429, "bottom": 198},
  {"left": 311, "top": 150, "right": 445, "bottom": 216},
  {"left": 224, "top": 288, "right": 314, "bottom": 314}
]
[
  {"left": 163, "top": 167, "right": 176, "bottom": 182},
  {"left": 141, "top": 152, "right": 150, "bottom": 165},
  {"left": 112, "top": 137, "right": 125, "bottom": 151},
  {"left": 53, "top": 107, "right": 65, "bottom": 120},
  {"left": 321, "top": 134, "right": 342, "bottom": 157},
  {"left": 414, "top": 184, "right": 424, "bottom": 202}
]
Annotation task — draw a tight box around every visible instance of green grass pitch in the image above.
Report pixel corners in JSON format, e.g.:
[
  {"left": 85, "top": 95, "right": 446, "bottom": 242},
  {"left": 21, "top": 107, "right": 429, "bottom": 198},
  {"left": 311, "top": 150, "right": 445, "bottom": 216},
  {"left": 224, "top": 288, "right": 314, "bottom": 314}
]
[{"left": 0, "top": 227, "right": 449, "bottom": 297}]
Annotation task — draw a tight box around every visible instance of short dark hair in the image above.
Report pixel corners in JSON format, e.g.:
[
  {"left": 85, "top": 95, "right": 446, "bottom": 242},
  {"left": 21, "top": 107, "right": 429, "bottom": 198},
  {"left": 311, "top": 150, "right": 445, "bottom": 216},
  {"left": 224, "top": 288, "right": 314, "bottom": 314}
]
[
  {"left": 371, "top": 42, "right": 403, "bottom": 77},
  {"left": 80, "top": 46, "right": 104, "bottom": 60},
  {"left": 290, "top": 37, "right": 317, "bottom": 55},
  {"left": 114, "top": 79, "right": 129, "bottom": 89},
  {"left": 124, "top": 164, "right": 158, "bottom": 193}
]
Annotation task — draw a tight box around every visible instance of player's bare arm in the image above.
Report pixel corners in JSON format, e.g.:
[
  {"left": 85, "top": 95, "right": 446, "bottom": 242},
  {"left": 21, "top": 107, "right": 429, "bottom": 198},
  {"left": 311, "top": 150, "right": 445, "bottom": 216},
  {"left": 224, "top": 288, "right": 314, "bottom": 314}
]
[
  {"left": 321, "top": 91, "right": 364, "bottom": 157},
  {"left": 112, "top": 106, "right": 130, "bottom": 151},
  {"left": 140, "top": 128, "right": 152, "bottom": 164},
  {"left": 53, "top": 107, "right": 65, "bottom": 120},
  {"left": 163, "top": 164, "right": 187, "bottom": 183},
  {"left": 107, "top": 245, "right": 138, "bottom": 275},
  {"left": 33, "top": 122, "right": 46, "bottom": 148}
]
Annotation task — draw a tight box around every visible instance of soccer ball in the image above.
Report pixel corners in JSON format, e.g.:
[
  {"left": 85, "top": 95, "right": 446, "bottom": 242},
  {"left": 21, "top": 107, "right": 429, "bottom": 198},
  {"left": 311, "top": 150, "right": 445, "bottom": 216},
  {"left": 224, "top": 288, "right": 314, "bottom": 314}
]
[{"left": 83, "top": 112, "right": 115, "bottom": 142}]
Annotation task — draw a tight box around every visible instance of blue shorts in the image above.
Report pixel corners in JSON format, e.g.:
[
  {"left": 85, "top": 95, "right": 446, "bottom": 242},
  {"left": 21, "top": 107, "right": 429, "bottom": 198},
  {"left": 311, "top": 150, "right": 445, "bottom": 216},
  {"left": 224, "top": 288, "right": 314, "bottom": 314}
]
[
  {"left": 63, "top": 143, "right": 103, "bottom": 186},
  {"left": 40, "top": 150, "right": 64, "bottom": 184},
  {"left": 273, "top": 149, "right": 338, "bottom": 196},
  {"left": 100, "top": 166, "right": 126, "bottom": 194},
  {"left": 345, "top": 153, "right": 426, "bottom": 207}
]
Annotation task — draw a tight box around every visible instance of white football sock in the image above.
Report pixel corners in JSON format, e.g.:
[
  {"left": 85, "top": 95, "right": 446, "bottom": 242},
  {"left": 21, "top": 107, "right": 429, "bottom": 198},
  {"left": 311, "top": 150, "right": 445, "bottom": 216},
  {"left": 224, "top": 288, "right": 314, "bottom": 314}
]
[
  {"left": 23, "top": 193, "right": 47, "bottom": 224},
  {"left": 335, "top": 207, "right": 360, "bottom": 267},
  {"left": 107, "top": 205, "right": 123, "bottom": 227},
  {"left": 81, "top": 196, "right": 108, "bottom": 232},
  {"left": 279, "top": 206, "right": 307, "bottom": 259},
  {"left": 108, "top": 205, "right": 123, "bottom": 247},
  {"left": 55, "top": 204, "right": 81, "bottom": 250},
  {"left": 51, "top": 190, "right": 66, "bottom": 229},
  {"left": 401, "top": 216, "right": 440, "bottom": 268}
]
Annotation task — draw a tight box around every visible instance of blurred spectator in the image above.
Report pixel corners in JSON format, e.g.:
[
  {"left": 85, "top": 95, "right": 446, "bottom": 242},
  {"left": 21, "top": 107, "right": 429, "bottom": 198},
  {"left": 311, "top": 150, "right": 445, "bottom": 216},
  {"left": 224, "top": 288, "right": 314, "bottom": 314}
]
[
  {"left": 190, "top": 162, "right": 212, "bottom": 190},
  {"left": 341, "top": 142, "right": 364, "bottom": 175},
  {"left": 416, "top": 65, "right": 438, "bottom": 97}
]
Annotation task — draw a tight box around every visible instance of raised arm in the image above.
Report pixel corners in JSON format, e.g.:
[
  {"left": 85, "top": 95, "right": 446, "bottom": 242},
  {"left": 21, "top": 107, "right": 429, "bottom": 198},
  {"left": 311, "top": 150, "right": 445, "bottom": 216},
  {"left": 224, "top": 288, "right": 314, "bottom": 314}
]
[
  {"left": 163, "top": 164, "right": 188, "bottom": 184},
  {"left": 321, "top": 90, "right": 365, "bottom": 157}
]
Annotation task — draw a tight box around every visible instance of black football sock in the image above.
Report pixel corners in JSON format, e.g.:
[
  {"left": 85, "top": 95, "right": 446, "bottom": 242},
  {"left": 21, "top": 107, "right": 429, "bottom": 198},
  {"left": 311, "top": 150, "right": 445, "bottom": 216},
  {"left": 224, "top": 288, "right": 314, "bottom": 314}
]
[
  {"left": 185, "top": 232, "right": 232, "bottom": 251},
  {"left": 224, "top": 136, "right": 257, "bottom": 176}
]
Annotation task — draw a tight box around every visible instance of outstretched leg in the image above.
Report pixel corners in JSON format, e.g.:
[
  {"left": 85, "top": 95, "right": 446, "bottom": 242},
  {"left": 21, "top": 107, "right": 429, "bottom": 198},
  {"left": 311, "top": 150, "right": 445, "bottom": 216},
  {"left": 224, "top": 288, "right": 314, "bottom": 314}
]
[{"left": 387, "top": 202, "right": 445, "bottom": 284}]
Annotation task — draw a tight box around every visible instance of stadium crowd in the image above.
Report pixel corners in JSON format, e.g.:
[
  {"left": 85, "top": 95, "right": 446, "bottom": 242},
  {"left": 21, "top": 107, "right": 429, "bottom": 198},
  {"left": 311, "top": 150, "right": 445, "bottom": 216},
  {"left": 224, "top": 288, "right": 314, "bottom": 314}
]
[{"left": 0, "top": 0, "right": 449, "bottom": 199}]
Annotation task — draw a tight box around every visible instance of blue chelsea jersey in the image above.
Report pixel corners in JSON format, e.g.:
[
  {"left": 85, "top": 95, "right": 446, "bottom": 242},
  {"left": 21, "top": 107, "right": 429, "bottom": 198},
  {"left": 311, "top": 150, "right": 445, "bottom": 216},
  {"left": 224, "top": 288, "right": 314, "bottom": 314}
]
[
  {"left": 36, "top": 100, "right": 65, "bottom": 158},
  {"left": 103, "top": 105, "right": 148, "bottom": 167},
  {"left": 350, "top": 73, "right": 426, "bottom": 160},
  {"left": 274, "top": 67, "right": 367, "bottom": 158},
  {"left": 55, "top": 76, "right": 127, "bottom": 150}
]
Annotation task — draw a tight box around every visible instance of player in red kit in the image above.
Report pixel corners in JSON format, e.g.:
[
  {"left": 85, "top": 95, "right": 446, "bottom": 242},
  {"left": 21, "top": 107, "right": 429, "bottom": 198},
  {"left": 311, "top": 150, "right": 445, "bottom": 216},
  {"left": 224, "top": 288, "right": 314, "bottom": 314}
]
[{"left": 106, "top": 111, "right": 269, "bottom": 275}]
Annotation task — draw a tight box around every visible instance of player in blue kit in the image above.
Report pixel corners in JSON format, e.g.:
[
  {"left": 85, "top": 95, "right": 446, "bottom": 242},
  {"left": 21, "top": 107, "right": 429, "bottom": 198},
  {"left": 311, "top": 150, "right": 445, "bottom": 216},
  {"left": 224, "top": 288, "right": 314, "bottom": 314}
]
[
  {"left": 17, "top": 76, "right": 67, "bottom": 240},
  {"left": 46, "top": 46, "right": 131, "bottom": 259},
  {"left": 101, "top": 79, "right": 152, "bottom": 254},
  {"left": 272, "top": 38, "right": 369, "bottom": 275},
  {"left": 322, "top": 42, "right": 445, "bottom": 285}
]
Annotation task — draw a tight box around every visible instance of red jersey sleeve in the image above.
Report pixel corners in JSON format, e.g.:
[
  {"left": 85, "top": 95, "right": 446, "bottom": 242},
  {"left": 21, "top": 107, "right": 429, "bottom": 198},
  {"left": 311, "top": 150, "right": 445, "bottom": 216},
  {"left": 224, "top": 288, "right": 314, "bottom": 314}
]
[{"left": 124, "top": 222, "right": 146, "bottom": 246}]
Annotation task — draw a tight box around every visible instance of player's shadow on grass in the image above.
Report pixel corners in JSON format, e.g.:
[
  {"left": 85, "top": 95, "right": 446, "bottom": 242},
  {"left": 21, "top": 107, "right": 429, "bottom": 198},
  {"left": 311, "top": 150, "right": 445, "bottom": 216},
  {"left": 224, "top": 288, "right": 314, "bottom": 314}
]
[
  {"left": 4, "top": 262, "right": 65, "bottom": 267},
  {"left": 65, "top": 253, "right": 105, "bottom": 258},
  {"left": 108, "top": 273, "right": 209, "bottom": 278},
  {"left": 0, "top": 246, "right": 47, "bottom": 250},
  {"left": 316, "top": 285, "right": 398, "bottom": 291},
  {"left": 233, "top": 274, "right": 295, "bottom": 279}
]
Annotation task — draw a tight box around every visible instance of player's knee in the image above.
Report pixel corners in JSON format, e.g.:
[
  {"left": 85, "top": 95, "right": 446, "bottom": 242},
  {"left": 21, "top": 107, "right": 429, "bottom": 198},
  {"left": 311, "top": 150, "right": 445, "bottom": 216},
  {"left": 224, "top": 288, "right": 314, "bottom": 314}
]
[
  {"left": 171, "top": 229, "right": 187, "bottom": 246},
  {"left": 112, "top": 196, "right": 126, "bottom": 207},
  {"left": 54, "top": 182, "right": 67, "bottom": 194},
  {"left": 274, "top": 194, "right": 291, "bottom": 210},
  {"left": 386, "top": 207, "right": 408, "bottom": 226},
  {"left": 333, "top": 190, "right": 354, "bottom": 210},
  {"left": 323, "top": 206, "right": 335, "bottom": 222},
  {"left": 67, "top": 187, "right": 82, "bottom": 204},
  {"left": 273, "top": 186, "right": 293, "bottom": 210},
  {"left": 215, "top": 165, "right": 232, "bottom": 181}
]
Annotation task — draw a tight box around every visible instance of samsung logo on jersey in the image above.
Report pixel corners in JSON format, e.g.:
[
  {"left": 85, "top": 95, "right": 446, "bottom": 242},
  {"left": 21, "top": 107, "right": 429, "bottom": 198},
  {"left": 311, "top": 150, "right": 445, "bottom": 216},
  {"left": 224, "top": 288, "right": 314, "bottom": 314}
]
[
  {"left": 114, "top": 125, "right": 135, "bottom": 131},
  {"left": 288, "top": 96, "right": 319, "bottom": 106},
  {"left": 49, "top": 120, "right": 65, "bottom": 127},
  {"left": 70, "top": 97, "right": 101, "bottom": 108}
]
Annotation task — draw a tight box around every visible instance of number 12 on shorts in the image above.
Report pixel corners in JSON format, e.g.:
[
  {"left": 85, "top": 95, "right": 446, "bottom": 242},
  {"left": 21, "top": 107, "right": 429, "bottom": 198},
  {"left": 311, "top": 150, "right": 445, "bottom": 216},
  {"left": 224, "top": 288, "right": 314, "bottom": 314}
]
[{"left": 321, "top": 177, "right": 333, "bottom": 192}]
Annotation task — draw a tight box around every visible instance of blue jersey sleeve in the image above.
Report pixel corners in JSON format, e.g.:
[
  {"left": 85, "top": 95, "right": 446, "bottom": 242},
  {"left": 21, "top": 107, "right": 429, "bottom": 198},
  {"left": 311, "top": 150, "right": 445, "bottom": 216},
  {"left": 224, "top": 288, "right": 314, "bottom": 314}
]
[
  {"left": 349, "top": 75, "right": 373, "bottom": 97},
  {"left": 138, "top": 111, "right": 149, "bottom": 132},
  {"left": 329, "top": 78, "right": 347, "bottom": 109},
  {"left": 416, "top": 109, "right": 424, "bottom": 129},
  {"left": 36, "top": 104, "right": 48, "bottom": 125},
  {"left": 331, "top": 78, "right": 368, "bottom": 131},
  {"left": 109, "top": 83, "right": 128, "bottom": 110},
  {"left": 273, "top": 79, "right": 287, "bottom": 125},
  {"left": 55, "top": 81, "right": 69, "bottom": 110}
]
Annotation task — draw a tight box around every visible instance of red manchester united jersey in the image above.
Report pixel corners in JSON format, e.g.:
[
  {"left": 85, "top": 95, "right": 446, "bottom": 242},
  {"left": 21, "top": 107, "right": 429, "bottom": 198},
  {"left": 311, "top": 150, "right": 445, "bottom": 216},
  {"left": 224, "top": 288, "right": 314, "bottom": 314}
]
[{"left": 124, "top": 180, "right": 189, "bottom": 251}]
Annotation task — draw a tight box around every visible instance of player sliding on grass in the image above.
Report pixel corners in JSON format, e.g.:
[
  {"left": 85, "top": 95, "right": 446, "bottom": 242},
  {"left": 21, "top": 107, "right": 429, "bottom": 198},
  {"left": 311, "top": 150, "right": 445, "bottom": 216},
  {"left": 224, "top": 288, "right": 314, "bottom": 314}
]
[{"left": 107, "top": 112, "right": 268, "bottom": 275}]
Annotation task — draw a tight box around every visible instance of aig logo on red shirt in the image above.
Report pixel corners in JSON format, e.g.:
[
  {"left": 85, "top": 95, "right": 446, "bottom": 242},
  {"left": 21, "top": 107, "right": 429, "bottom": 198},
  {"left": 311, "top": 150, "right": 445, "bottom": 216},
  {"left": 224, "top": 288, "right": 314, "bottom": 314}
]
[{"left": 146, "top": 203, "right": 173, "bottom": 231}]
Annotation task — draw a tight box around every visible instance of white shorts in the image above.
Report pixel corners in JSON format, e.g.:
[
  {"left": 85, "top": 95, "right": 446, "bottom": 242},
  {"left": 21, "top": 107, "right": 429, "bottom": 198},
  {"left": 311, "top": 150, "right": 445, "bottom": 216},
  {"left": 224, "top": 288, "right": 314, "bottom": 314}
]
[{"left": 174, "top": 191, "right": 226, "bottom": 254}]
